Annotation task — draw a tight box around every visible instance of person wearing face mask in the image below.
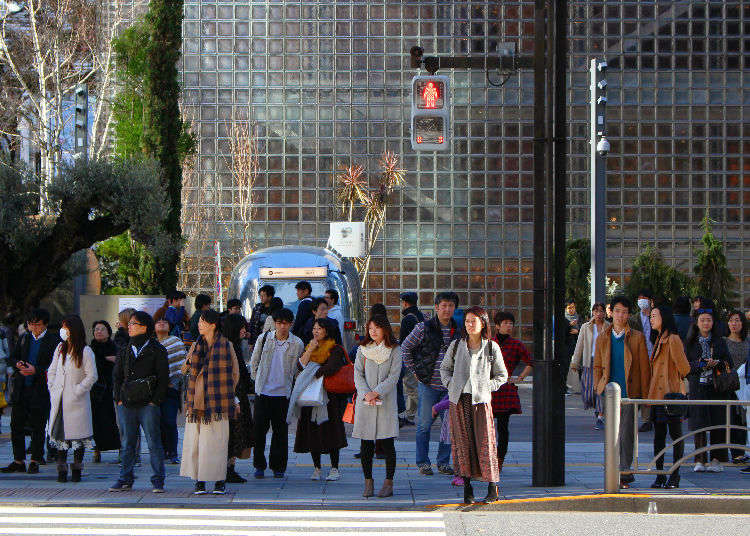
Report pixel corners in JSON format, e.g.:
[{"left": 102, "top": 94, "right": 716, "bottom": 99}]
[
  {"left": 630, "top": 289, "right": 655, "bottom": 432},
  {"left": 47, "top": 315, "right": 98, "bottom": 483}
]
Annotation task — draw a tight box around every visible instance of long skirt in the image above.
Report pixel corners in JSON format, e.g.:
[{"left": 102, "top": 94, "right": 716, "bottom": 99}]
[
  {"left": 449, "top": 394, "right": 499, "bottom": 482},
  {"left": 180, "top": 419, "right": 230, "bottom": 482},
  {"left": 580, "top": 366, "right": 602, "bottom": 413}
]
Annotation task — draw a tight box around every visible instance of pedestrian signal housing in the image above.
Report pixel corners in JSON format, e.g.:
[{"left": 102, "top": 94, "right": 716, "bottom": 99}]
[{"left": 410, "top": 75, "right": 450, "bottom": 151}]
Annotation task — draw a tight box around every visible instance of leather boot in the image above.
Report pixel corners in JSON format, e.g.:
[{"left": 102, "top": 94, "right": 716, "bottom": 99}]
[
  {"left": 377, "top": 479, "right": 393, "bottom": 497},
  {"left": 71, "top": 469, "right": 81, "bottom": 482},
  {"left": 363, "top": 479, "right": 374, "bottom": 497},
  {"left": 463, "top": 479, "right": 475, "bottom": 504},
  {"left": 57, "top": 470, "right": 68, "bottom": 483},
  {"left": 482, "top": 482, "right": 499, "bottom": 503}
]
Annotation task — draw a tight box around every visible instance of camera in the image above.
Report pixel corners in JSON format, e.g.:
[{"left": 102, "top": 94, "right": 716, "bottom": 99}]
[{"left": 596, "top": 136, "right": 610, "bottom": 156}]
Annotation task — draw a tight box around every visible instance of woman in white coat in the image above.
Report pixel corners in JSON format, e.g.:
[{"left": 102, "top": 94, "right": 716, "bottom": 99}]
[
  {"left": 47, "top": 315, "right": 98, "bottom": 483},
  {"left": 352, "top": 315, "right": 402, "bottom": 498}
]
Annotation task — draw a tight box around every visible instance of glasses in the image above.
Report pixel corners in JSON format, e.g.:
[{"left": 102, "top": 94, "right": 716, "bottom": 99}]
[{"left": 127, "top": 321, "right": 143, "bottom": 327}]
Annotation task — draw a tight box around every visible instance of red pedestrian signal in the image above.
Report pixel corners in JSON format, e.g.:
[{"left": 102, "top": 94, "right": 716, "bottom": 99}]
[{"left": 411, "top": 75, "right": 450, "bottom": 151}]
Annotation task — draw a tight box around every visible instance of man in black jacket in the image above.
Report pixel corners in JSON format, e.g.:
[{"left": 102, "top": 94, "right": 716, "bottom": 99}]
[
  {"left": 397, "top": 293, "right": 424, "bottom": 427},
  {"left": 109, "top": 311, "right": 170, "bottom": 493},
  {"left": 291, "top": 281, "right": 313, "bottom": 338},
  {"left": 2, "top": 309, "right": 60, "bottom": 474}
]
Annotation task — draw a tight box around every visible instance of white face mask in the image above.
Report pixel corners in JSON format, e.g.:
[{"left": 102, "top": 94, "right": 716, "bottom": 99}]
[
  {"left": 59, "top": 328, "right": 69, "bottom": 341},
  {"left": 637, "top": 299, "right": 650, "bottom": 311}
]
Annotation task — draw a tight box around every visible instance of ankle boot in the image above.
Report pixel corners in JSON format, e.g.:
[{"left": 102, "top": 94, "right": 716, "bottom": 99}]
[
  {"left": 482, "top": 482, "right": 499, "bottom": 503},
  {"left": 363, "top": 478, "right": 374, "bottom": 497},
  {"left": 378, "top": 479, "right": 393, "bottom": 497},
  {"left": 463, "top": 479, "right": 475, "bottom": 504},
  {"left": 57, "top": 470, "right": 68, "bottom": 483},
  {"left": 226, "top": 465, "right": 247, "bottom": 484},
  {"left": 71, "top": 469, "right": 81, "bottom": 482}
]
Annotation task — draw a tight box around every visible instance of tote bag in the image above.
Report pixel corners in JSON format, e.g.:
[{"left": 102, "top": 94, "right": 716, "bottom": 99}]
[{"left": 298, "top": 376, "right": 327, "bottom": 407}]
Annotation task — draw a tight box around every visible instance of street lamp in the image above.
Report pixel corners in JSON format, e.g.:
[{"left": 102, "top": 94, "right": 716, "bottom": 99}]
[{"left": 590, "top": 58, "right": 608, "bottom": 308}]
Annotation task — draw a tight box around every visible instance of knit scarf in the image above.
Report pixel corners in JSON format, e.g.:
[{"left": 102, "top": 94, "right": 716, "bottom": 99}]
[
  {"left": 306, "top": 338, "right": 336, "bottom": 364},
  {"left": 698, "top": 334, "right": 712, "bottom": 361},
  {"left": 359, "top": 342, "right": 391, "bottom": 365},
  {"left": 185, "top": 334, "right": 236, "bottom": 424}
]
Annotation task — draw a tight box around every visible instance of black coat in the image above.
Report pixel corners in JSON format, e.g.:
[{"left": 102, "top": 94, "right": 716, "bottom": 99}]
[
  {"left": 89, "top": 338, "right": 121, "bottom": 451},
  {"left": 685, "top": 335, "right": 734, "bottom": 431},
  {"left": 292, "top": 298, "right": 313, "bottom": 338},
  {"left": 113, "top": 337, "right": 170, "bottom": 407},
  {"left": 9, "top": 330, "right": 60, "bottom": 408},
  {"left": 400, "top": 306, "right": 425, "bottom": 344}
]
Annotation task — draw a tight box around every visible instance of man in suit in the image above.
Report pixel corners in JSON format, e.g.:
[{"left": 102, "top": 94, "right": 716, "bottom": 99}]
[
  {"left": 2, "top": 309, "right": 60, "bottom": 474},
  {"left": 291, "top": 281, "right": 313, "bottom": 338}
]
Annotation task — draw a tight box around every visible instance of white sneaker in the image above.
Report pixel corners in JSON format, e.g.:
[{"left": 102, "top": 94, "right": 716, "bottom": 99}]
[
  {"left": 693, "top": 462, "right": 706, "bottom": 472},
  {"left": 310, "top": 468, "right": 321, "bottom": 481},
  {"left": 326, "top": 468, "right": 341, "bottom": 481},
  {"left": 707, "top": 458, "right": 724, "bottom": 473}
]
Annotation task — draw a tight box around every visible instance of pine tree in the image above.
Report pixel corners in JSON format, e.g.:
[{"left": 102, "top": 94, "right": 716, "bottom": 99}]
[
  {"left": 694, "top": 213, "right": 738, "bottom": 316},
  {"left": 624, "top": 245, "right": 694, "bottom": 307}
]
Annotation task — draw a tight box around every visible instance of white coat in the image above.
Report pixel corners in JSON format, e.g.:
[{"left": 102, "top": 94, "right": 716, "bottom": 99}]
[
  {"left": 352, "top": 345, "right": 402, "bottom": 441},
  {"left": 47, "top": 344, "right": 98, "bottom": 441}
]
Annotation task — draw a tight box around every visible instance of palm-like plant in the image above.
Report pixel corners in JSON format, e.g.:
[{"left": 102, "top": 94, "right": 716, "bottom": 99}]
[{"left": 335, "top": 164, "right": 369, "bottom": 221}]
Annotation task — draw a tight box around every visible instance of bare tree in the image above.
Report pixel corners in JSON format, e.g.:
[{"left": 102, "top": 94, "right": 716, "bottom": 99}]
[{"left": 225, "top": 108, "right": 259, "bottom": 260}]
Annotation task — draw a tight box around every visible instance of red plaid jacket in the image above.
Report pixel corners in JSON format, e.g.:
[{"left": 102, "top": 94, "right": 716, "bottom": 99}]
[{"left": 491, "top": 335, "right": 532, "bottom": 415}]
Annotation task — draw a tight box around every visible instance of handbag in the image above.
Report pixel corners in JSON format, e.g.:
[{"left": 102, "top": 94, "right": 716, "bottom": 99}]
[
  {"left": 342, "top": 396, "right": 355, "bottom": 424},
  {"left": 121, "top": 351, "right": 156, "bottom": 407},
  {"left": 0, "top": 382, "right": 7, "bottom": 410},
  {"left": 713, "top": 362, "right": 740, "bottom": 393},
  {"left": 663, "top": 392, "right": 688, "bottom": 418},
  {"left": 323, "top": 346, "right": 355, "bottom": 394},
  {"left": 298, "top": 376, "right": 327, "bottom": 407}
]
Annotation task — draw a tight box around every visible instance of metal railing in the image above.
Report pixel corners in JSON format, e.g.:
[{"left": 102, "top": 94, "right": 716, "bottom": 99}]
[{"left": 604, "top": 382, "right": 750, "bottom": 493}]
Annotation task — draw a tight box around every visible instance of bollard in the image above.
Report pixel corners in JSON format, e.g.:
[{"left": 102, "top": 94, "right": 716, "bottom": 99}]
[{"left": 604, "top": 382, "right": 621, "bottom": 493}]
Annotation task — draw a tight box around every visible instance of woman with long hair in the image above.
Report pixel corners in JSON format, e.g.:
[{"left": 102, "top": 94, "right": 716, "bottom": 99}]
[
  {"left": 180, "top": 309, "right": 239, "bottom": 495},
  {"left": 89, "top": 320, "right": 120, "bottom": 462},
  {"left": 646, "top": 305, "right": 690, "bottom": 488},
  {"left": 47, "top": 315, "right": 98, "bottom": 483},
  {"left": 292, "top": 317, "right": 348, "bottom": 481},
  {"left": 440, "top": 306, "right": 508, "bottom": 504},
  {"left": 570, "top": 303, "right": 610, "bottom": 429},
  {"left": 352, "top": 315, "right": 402, "bottom": 498},
  {"left": 222, "top": 313, "right": 255, "bottom": 483}
]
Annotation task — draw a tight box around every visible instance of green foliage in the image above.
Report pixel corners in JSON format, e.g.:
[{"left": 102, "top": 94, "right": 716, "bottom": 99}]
[
  {"left": 624, "top": 245, "right": 694, "bottom": 307},
  {"left": 694, "top": 214, "right": 737, "bottom": 316},
  {"left": 0, "top": 158, "right": 178, "bottom": 318},
  {"left": 566, "top": 238, "right": 591, "bottom": 316},
  {"left": 95, "top": 231, "right": 160, "bottom": 295}
]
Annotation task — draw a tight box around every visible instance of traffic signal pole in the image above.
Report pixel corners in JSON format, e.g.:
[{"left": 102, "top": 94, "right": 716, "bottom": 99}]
[{"left": 409, "top": 0, "right": 568, "bottom": 487}]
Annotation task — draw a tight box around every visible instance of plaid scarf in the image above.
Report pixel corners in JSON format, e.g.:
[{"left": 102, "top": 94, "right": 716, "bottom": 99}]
[{"left": 186, "top": 334, "right": 236, "bottom": 424}]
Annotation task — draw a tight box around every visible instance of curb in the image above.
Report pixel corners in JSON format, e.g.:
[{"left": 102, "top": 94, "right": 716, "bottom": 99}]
[{"left": 432, "top": 493, "right": 750, "bottom": 514}]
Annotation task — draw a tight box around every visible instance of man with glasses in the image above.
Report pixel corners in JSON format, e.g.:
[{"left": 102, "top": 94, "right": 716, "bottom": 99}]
[{"left": 2, "top": 309, "right": 60, "bottom": 474}]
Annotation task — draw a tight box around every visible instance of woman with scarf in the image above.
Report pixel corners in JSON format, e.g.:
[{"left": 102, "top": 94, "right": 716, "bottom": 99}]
[
  {"left": 223, "top": 314, "right": 254, "bottom": 483},
  {"left": 686, "top": 299, "right": 733, "bottom": 473},
  {"left": 294, "top": 317, "right": 348, "bottom": 481},
  {"left": 180, "top": 310, "right": 239, "bottom": 495},
  {"left": 352, "top": 315, "right": 402, "bottom": 498},
  {"left": 89, "top": 321, "right": 120, "bottom": 463},
  {"left": 440, "top": 306, "right": 508, "bottom": 504}
]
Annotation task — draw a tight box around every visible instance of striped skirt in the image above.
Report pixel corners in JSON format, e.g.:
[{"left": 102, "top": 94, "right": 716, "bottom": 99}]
[
  {"left": 580, "top": 366, "right": 602, "bottom": 413},
  {"left": 449, "top": 394, "right": 499, "bottom": 482}
]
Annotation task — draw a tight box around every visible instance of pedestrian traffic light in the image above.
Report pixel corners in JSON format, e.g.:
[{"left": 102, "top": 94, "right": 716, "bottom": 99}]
[
  {"left": 74, "top": 84, "right": 88, "bottom": 158},
  {"left": 410, "top": 75, "right": 450, "bottom": 151}
]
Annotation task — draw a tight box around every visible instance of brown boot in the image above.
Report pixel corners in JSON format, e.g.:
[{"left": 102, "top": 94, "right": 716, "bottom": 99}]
[
  {"left": 363, "top": 479, "right": 374, "bottom": 497},
  {"left": 378, "top": 479, "right": 393, "bottom": 497}
]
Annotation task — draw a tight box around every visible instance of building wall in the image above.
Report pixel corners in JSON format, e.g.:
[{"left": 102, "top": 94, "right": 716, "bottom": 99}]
[{"left": 179, "top": 0, "right": 749, "bottom": 336}]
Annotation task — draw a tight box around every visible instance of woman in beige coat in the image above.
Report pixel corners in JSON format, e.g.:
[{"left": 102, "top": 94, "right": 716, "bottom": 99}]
[
  {"left": 647, "top": 304, "right": 690, "bottom": 489},
  {"left": 352, "top": 315, "right": 402, "bottom": 498},
  {"left": 47, "top": 315, "right": 98, "bottom": 483},
  {"left": 570, "top": 303, "right": 610, "bottom": 429}
]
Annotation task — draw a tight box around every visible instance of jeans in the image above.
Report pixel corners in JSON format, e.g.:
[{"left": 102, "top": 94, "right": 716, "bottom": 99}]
[
  {"left": 416, "top": 382, "right": 451, "bottom": 467},
  {"left": 253, "top": 395, "right": 289, "bottom": 473},
  {"left": 160, "top": 388, "right": 180, "bottom": 458},
  {"left": 117, "top": 404, "right": 165, "bottom": 487}
]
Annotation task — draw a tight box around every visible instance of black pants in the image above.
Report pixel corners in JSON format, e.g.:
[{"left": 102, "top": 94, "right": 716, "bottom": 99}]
[
  {"left": 311, "top": 449, "right": 339, "bottom": 469},
  {"left": 56, "top": 446, "right": 84, "bottom": 472},
  {"left": 495, "top": 413, "right": 510, "bottom": 462},
  {"left": 653, "top": 418, "right": 683, "bottom": 473},
  {"left": 10, "top": 391, "right": 47, "bottom": 462},
  {"left": 253, "top": 395, "right": 289, "bottom": 473},
  {"left": 361, "top": 438, "right": 396, "bottom": 480}
]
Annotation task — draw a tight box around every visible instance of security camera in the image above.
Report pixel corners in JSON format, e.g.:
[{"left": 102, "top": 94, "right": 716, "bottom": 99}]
[
  {"left": 597, "top": 79, "right": 607, "bottom": 90},
  {"left": 596, "top": 136, "right": 610, "bottom": 156},
  {"left": 597, "top": 60, "right": 608, "bottom": 72}
]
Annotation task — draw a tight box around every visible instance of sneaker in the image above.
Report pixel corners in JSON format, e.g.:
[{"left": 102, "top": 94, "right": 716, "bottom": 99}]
[
  {"left": 707, "top": 458, "right": 724, "bottom": 473},
  {"left": 594, "top": 417, "right": 605, "bottom": 430},
  {"left": 0, "top": 461, "right": 26, "bottom": 473},
  {"left": 254, "top": 469, "right": 265, "bottom": 479},
  {"left": 740, "top": 466, "right": 750, "bottom": 474},
  {"left": 168, "top": 457, "right": 180, "bottom": 465},
  {"left": 152, "top": 485, "right": 165, "bottom": 494},
  {"left": 418, "top": 464, "right": 434, "bottom": 476},
  {"left": 310, "top": 468, "right": 321, "bottom": 481},
  {"left": 693, "top": 462, "right": 706, "bottom": 472},
  {"left": 437, "top": 465, "right": 454, "bottom": 476},
  {"left": 212, "top": 481, "right": 226, "bottom": 494},
  {"left": 326, "top": 468, "right": 341, "bottom": 481},
  {"left": 193, "top": 481, "right": 207, "bottom": 495},
  {"left": 733, "top": 454, "right": 750, "bottom": 464},
  {"left": 639, "top": 421, "right": 653, "bottom": 433},
  {"left": 273, "top": 472, "right": 285, "bottom": 479},
  {"left": 109, "top": 481, "right": 133, "bottom": 492},
  {"left": 27, "top": 461, "right": 40, "bottom": 474},
  {"left": 226, "top": 467, "right": 246, "bottom": 484}
]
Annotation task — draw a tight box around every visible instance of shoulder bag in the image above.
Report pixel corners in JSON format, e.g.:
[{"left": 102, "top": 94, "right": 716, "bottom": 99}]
[
  {"left": 323, "top": 346, "right": 356, "bottom": 394},
  {"left": 713, "top": 361, "right": 740, "bottom": 393},
  {"left": 121, "top": 346, "right": 157, "bottom": 407}
]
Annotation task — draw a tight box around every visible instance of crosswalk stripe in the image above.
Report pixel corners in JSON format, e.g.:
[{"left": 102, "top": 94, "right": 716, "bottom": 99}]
[{"left": 0, "top": 530, "right": 444, "bottom": 536}]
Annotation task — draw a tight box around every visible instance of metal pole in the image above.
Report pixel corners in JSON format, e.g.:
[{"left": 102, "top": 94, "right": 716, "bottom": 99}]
[
  {"left": 589, "top": 60, "right": 607, "bottom": 306},
  {"left": 604, "top": 382, "right": 621, "bottom": 493}
]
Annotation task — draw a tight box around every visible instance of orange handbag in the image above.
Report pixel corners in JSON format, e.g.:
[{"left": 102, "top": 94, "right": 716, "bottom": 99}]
[
  {"left": 323, "top": 346, "right": 356, "bottom": 394},
  {"left": 342, "top": 396, "right": 356, "bottom": 424}
]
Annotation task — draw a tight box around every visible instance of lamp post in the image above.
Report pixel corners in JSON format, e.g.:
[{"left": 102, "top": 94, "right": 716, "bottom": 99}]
[{"left": 590, "top": 59, "right": 608, "bottom": 307}]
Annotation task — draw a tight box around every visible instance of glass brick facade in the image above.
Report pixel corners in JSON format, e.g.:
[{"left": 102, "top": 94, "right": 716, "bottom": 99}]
[{"left": 179, "top": 0, "right": 749, "bottom": 335}]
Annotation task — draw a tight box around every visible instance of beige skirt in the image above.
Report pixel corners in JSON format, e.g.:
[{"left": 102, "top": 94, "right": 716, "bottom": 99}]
[{"left": 180, "top": 419, "right": 229, "bottom": 482}]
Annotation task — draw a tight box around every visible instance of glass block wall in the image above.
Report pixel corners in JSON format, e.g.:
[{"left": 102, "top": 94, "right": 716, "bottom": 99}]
[{"left": 179, "top": 0, "right": 749, "bottom": 337}]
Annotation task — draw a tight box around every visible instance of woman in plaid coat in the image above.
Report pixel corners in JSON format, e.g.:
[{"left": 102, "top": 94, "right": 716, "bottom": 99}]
[{"left": 490, "top": 312, "right": 533, "bottom": 471}]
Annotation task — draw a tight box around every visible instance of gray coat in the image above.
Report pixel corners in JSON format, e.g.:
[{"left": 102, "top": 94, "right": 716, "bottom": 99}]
[
  {"left": 250, "top": 331, "right": 304, "bottom": 398},
  {"left": 440, "top": 339, "right": 508, "bottom": 405},
  {"left": 352, "top": 345, "right": 402, "bottom": 441}
]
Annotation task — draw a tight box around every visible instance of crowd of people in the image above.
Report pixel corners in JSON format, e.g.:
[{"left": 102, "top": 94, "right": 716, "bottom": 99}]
[{"left": 0, "top": 286, "right": 748, "bottom": 502}]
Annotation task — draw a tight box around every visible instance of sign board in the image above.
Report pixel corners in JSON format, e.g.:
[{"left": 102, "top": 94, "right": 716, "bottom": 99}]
[
  {"left": 329, "top": 221, "right": 366, "bottom": 257},
  {"left": 259, "top": 267, "right": 328, "bottom": 279},
  {"left": 117, "top": 296, "right": 166, "bottom": 318}
]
